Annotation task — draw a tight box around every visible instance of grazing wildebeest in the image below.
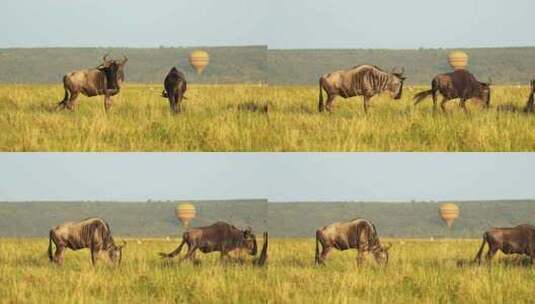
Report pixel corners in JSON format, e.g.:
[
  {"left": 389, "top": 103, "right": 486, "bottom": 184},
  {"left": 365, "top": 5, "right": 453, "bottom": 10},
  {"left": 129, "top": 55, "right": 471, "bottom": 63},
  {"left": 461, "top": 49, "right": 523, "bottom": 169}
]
[
  {"left": 48, "top": 217, "right": 126, "bottom": 266},
  {"left": 58, "top": 54, "right": 127, "bottom": 111},
  {"left": 524, "top": 80, "right": 535, "bottom": 113},
  {"left": 315, "top": 218, "right": 391, "bottom": 266},
  {"left": 161, "top": 67, "right": 187, "bottom": 113},
  {"left": 474, "top": 224, "right": 535, "bottom": 265},
  {"left": 159, "top": 221, "right": 258, "bottom": 263},
  {"left": 414, "top": 70, "right": 491, "bottom": 112},
  {"left": 318, "top": 65, "right": 406, "bottom": 113}
]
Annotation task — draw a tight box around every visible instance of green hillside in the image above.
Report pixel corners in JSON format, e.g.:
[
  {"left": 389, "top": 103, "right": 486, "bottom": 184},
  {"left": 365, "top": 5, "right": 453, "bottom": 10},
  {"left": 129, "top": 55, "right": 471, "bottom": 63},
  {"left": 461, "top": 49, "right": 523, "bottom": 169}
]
[
  {"left": 0, "top": 200, "right": 532, "bottom": 238},
  {"left": 0, "top": 199, "right": 267, "bottom": 238},
  {"left": 1, "top": 47, "right": 534, "bottom": 85},
  {"left": 268, "top": 47, "right": 535, "bottom": 85},
  {"left": 269, "top": 200, "right": 535, "bottom": 238},
  {"left": 0, "top": 46, "right": 267, "bottom": 84}
]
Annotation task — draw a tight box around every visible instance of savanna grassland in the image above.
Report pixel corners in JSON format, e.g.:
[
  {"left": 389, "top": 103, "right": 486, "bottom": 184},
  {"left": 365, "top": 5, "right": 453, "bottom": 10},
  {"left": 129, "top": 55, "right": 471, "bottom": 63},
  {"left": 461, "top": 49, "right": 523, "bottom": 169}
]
[
  {"left": 1, "top": 238, "right": 533, "bottom": 303},
  {"left": 1, "top": 84, "right": 535, "bottom": 151}
]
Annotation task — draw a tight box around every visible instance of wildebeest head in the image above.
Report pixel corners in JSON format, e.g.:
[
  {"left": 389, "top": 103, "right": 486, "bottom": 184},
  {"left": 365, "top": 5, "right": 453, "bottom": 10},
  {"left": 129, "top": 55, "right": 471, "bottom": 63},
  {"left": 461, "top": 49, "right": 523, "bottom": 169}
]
[
  {"left": 390, "top": 68, "right": 406, "bottom": 100},
  {"left": 108, "top": 241, "right": 126, "bottom": 265},
  {"left": 98, "top": 54, "right": 128, "bottom": 88},
  {"left": 243, "top": 227, "right": 258, "bottom": 256},
  {"left": 372, "top": 242, "right": 392, "bottom": 265}
]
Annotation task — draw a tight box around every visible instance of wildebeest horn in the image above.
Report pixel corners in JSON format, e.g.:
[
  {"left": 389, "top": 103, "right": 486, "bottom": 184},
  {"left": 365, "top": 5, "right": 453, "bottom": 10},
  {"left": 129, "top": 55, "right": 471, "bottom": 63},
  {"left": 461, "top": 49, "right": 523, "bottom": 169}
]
[
  {"left": 384, "top": 242, "right": 393, "bottom": 250},
  {"left": 122, "top": 54, "right": 128, "bottom": 64},
  {"left": 120, "top": 240, "right": 127, "bottom": 248},
  {"left": 102, "top": 53, "right": 110, "bottom": 63}
]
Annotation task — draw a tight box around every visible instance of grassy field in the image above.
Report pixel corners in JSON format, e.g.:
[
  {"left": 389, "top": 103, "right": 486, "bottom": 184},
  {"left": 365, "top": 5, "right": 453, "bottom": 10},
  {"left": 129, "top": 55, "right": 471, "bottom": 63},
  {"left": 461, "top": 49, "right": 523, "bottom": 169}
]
[
  {"left": 1, "top": 238, "right": 533, "bottom": 303},
  {"left": 1, "top": 84, "right": 534, "bottom": 151}
]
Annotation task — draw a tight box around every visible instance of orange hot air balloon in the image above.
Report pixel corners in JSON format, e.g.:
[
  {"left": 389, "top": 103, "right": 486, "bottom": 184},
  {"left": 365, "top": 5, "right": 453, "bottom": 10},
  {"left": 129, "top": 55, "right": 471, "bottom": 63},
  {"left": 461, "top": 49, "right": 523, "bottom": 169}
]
[
  {"left": 439, "top": 203, "right": 460, "bottom": 229},
  {"left": 189, "top": 50, "right": 210, "bottom": 74},
  {"left": 175, "top": 203, "right": 196, "bottom": 229},
  {"left": 448, "top": 50, "right": 469, "bottom": 70}
]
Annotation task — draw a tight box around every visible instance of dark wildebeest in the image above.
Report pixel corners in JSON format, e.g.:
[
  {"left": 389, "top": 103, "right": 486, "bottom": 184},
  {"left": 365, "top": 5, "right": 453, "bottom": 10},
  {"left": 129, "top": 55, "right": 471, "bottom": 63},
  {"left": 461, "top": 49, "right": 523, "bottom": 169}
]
[
  {"left": 315, "top": 218, "right": 391, "bottom": 266},
  {"left": 159, "top": 221, "right": 263, "bottom": 264},
  {"left": 524, "top": 80, "right": 535, "bottom": 113},
  {"left": 48, "top": 217, "right": 126, "bottom": 266},
  {"left": 414, "top": 70, "right": 491, "bottom": 112},
  {"left": 318, "top": 65, "right": 406, "bottom": 113},
  {"left": 161, "top": 67, "right": 187, "bottom": 113},
  {"left": 474, "top": 224, "right": 535, "bottom": 265},
  {"left": 58, "top": 54, "right": 127, "bottom": 111}
]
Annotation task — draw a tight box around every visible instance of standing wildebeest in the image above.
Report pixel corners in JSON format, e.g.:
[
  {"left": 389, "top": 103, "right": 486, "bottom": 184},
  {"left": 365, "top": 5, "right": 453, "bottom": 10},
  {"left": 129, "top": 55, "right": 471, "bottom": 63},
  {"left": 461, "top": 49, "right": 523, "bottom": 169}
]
[
  {"left": 159, "top": 221, "right": 259, "bottom": 263},
  {"left": 161, "top": 67, "right": 188, "bottom": 113},
  {"left": 48, "top": 217, "right": 126, "bottom": 266},
  {"left": 315, "top": 218, "right": 391, "bottom": 266},
  {"left": 414, "top": 70, "right": 491, "bottom": 112},
  {"left": 318, "top": 65, "right": 406, "bottom": 113},
  {"left": 474, "top": 224, "right": 535, "bottom": 265},
  {"left": 58, "top": 54, "right": 127, "bottom": 111},
  {"left": 524, "top": 80, "right": 535, "bottom": 113}
]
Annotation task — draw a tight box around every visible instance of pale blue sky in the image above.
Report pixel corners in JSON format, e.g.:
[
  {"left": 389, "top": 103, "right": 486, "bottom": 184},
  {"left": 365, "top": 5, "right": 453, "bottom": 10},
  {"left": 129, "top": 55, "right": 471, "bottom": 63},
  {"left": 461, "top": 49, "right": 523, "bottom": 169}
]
[
  {"left": 0, "top": 153, "right": 534, "bottom": 202},
  {"left": 1, "top": 0, "right": 533, "bottom": 49}
]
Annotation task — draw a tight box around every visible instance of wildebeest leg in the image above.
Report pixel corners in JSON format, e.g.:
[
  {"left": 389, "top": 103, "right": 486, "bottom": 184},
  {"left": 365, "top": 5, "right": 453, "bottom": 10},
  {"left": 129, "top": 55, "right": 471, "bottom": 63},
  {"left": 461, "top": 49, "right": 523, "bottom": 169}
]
[
  {"left": 174, "top": 91, "right": 182, "bottom": 113},
  {"left": 54, "top": 246, "right": 66, "bottom": 265},
  {"left": 65, "top": 92, "right": 79, "bottom": 111},
  {"left": 318, "top": 246, "right": 332, "bottom": 265},
  {"left": 485, "top": 245, "right": 498, "bottom": 264},
  {"left": 104, "top": 94, "right": 112, "bottom": 112},
  {"left": 440, "top": 98, "right": 448, "bottom": 113},
  {"left": 460, "top": 98, "right": 468, "bottom": 113},
  {"left": 363, "top": 96, "right": 370, "bottom": 114},
  {"left": 474, "top": 236, "right": 487, "bottom": 264},
  {"left": 325, "top": 94, "right": 336, "bottom": 112},
  {"left": 58, "top": 88, "right": 70, "bottom": 109},
  {"left": 356, "top": 250, "right": 367, "bottom": 266},
  {"left": 183, "top": 244, "right": 198, "bottom": 262},
  {"left": 432, "top": 90, "right": 438, "bottom": 113}
]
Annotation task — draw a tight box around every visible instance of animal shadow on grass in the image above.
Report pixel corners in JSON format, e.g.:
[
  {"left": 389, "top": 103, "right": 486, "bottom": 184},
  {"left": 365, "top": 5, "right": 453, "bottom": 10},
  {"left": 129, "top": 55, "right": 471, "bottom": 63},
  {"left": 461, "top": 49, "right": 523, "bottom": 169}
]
[
  {"left": 456, "top": 256, "right": 533, "bottom": 268},
  {"left": 236, "top": 101, "right": 270, "bottom": 114}
]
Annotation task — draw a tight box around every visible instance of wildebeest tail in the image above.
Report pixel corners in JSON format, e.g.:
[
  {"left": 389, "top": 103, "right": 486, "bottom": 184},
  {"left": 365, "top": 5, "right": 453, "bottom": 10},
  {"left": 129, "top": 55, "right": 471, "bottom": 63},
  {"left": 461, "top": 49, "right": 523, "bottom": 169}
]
[
  {"left": 58, "top": 75, "right": 69, "bottom": 106},
  {"left": 159, "top": 238, "right": 186, "bottom": 258},
  {"left": 48, "top": 230, "right": 54, "bottom": 262},
  {"left": 254, "top": 232, "right": 269, "bottom": 266},
  {"left": 318, "top": 77, "right": 324, "bottom": 112},
  {"left": 474, "top": 232, "right": 488, "bottom": 263},
  {"left": 413, "top": 89, "right": 433, "bottom": 105},
  {"left": 315, "top": 230, "right": 321, "bottom": 264}
]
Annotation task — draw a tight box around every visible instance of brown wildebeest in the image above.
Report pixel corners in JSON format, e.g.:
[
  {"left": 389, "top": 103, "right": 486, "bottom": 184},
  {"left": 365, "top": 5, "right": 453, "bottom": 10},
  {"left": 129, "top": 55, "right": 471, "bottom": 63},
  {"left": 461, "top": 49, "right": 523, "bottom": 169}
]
[
  {"left": 48, "top": 217, "right": 126, "bottom": 266},
  {"left": 474, "top": 224, "right": 535, "bottom": 265},
  {"left": 58, "top": 54, "right": 127, "bottom": 111},
  {"left": 319, "top": 65, "right": 406, "bottom": 113},
  {"left": 315, "top": 218, "right": 391, "bottom": 266},
  {"left": 159, "top": 221, "right": 266, "bottom": 265},
  {"left": 414, "top": 69, "right": 491, "bottom": 112},
  {"left": 524, "top": 80, "right": 535, "bottom": 113},
  {"left": 161, "top": 67, "right": 187, "bottom": 113}
]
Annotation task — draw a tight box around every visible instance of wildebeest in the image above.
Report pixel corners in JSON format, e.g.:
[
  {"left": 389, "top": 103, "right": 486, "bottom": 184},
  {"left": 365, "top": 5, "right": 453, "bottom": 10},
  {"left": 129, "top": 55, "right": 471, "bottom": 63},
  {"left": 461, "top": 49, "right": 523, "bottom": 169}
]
[
  {"left": 161, "top": 67, "right": 187, "bottom": 113},
  {"left": 48, "top": 217, "right": 126, "bottom": 266},
  {"left": 318, "top": 65, "right": 406, "bottom": 113},
  {"left": 315, "top": 218, "right": 391, "bottom": 266},
  {"left": 414, "top": 70, "right": 491, "bottom": 112},
  {"left": 159, "top": 221, "right": 260, "bottom": 264},
  {"left": 474, "top": 224, "right": 535, "bottom": 265},
  {"left": 524, "top": 80, "right": 535, "bottom": 113},
  {"left": 58, "top": 54, "right": 127, "bottom": 111}
]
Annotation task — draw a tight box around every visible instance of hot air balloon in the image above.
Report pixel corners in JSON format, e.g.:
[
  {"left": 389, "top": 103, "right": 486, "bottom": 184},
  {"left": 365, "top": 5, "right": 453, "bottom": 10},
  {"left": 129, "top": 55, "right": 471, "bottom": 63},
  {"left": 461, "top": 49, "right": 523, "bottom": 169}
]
[
  {"left": 439, "top": 203, "right": 460, "bottom": 229},
  {"left": 448, "top": 50, "right": 469, "bottom": 70},
  {"left": 175, "top": 203, "right": 196, "bottom": 229},
  {"left": 189, "top": 50, "right": 210, "bottom": 74}
]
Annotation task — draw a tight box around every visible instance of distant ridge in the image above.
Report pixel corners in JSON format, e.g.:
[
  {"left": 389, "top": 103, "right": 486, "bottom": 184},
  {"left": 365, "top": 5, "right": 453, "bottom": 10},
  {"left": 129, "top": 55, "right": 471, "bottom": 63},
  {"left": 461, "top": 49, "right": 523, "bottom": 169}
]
[
  {"left": 0, "top": 200, "right": 532, "bottom": 238},
  {"left": 1, "top": 46, "right": 534, "bottom": 85}
]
